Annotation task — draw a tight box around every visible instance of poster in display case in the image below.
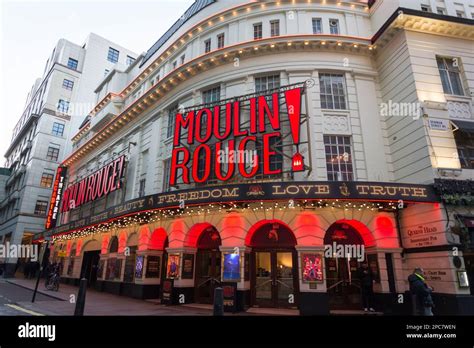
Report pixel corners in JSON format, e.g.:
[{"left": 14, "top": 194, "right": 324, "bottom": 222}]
[{"left": 301, "top": 253, "right": 323, "bottom": 282}]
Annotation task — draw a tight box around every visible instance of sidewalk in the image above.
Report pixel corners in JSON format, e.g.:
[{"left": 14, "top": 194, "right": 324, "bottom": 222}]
[{"left": 5, "top": 278, "right": 214, "bottom": 316}]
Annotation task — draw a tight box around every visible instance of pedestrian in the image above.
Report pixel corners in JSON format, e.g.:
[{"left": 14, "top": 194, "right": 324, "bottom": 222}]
[
  {"left": 408, "top": 268, "right": 434, "bottom": 316},
  {"left": 357, "top": 261, "right": 375, "bottom": 312}
]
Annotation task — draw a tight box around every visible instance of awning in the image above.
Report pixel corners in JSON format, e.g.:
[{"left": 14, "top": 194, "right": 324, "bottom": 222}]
[{"left": 452, "top": 120, "right": 474, "bottom": 132}]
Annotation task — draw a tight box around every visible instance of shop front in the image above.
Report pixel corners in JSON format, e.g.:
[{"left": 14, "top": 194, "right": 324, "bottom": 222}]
[{"left": 38, "top": 180, "right": 449, "bottom": 314}]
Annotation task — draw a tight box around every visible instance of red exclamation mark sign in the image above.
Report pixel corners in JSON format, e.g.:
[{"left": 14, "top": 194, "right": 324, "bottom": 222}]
[{"left": 285, "top": 88, "right": 305, "bottom": 172}]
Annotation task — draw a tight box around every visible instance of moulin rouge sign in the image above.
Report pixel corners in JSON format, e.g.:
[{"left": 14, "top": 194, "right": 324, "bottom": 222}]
[
  {"left": 170, "top": 85, "right": 305, "bottom": 185},
  {"left": 59, "top": 155, "right": 126, "bottom": 214}
]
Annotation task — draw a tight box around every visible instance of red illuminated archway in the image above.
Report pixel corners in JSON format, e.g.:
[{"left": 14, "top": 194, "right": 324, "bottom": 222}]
[
  {"left": 245, "top": 219, "right": 297, "bottom": 248},
  {"left": 324, "top": 219, "right": 375, "bottom": 247},
  {"left": 149, "top": 227, "right": 168, "bottom": 250},
  {"left": 184, "top": 223, "right": 221, "bottom": 249}
]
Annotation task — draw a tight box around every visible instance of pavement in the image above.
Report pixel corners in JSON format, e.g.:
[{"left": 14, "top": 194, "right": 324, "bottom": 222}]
[{"left": 0, "top": 277, "right": 215, "bottom": 316}]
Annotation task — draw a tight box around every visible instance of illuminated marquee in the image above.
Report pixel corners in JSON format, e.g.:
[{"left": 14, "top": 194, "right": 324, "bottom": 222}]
[
  {"left": 45, "top": 166, "right": 67, "bottom": 230},
  {"left": 60, "top": 155, "right": 126, "bottom": 213},
  {"left": 170, "top": 85, "right": 305, "bottom": 185}
]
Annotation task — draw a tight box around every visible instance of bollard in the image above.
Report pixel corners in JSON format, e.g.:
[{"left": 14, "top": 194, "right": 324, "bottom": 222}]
[
  {"left": 213, "top": 287, "right": 224, "bottom": 316},
  {"left": 74, "top": 278, "right": 88, "bottom": 316}
]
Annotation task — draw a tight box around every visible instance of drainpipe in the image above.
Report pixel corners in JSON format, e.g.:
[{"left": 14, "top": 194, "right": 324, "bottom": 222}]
[{"left": 395, "top": 208, "right": 404, "bottom": 257}]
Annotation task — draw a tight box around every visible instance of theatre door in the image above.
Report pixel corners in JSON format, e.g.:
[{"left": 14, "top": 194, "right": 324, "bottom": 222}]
[
  {"left": 195, "top": 226, "right": 222, "bottom": 304},
  {"left": 250, "top": 222, "right": 299, "bottom": 308},
  {"left": 324, "top": 222, "right": 365, "bottom": 310}
]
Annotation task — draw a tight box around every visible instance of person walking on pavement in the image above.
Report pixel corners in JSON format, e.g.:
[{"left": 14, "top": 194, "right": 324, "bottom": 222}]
[
  {"left": 408, "top": 268, "right": 434, "bottom": 316},
  {"left": 357, "top": 262, "right": 375, "bottom": 312}
]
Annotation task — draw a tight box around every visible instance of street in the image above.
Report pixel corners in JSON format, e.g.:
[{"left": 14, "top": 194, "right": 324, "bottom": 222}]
[{"left": 0, "top": 280, "right": 58, "bottom": 315}]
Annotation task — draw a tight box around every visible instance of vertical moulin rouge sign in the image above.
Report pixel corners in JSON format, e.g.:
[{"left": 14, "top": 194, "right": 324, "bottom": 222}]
[
  {"left": 45, "top": 166, "right": 67, "bottom": 229},
  {"left": 170, "top": 85, "right": 305, "bottom": 186}
]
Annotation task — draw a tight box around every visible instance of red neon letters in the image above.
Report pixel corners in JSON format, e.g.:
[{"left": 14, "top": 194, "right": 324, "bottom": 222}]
[
  {"left": 60, "top": 155, "right": 126, "bottom": 213},
  {"left": 170, "top": 87, "right": 303, "bottom": 185}
]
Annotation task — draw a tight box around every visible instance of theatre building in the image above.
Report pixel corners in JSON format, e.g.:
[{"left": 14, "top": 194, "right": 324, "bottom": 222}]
[{"left": 38, "top": 0, "right": 474, "bottom": 315}]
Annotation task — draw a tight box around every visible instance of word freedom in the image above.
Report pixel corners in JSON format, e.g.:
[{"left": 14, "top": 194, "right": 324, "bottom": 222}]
[
  {"left": 61, "top": 155, "right": 126, "bottom": 213},
  {"left": 0, "top": 242, "right": 38, "bottom": 262},
  {"left": 170, "top": 87, "right": 303, "bottom": 185}
]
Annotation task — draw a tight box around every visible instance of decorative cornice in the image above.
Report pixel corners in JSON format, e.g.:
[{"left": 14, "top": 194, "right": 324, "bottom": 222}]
[{"left": 63, "top": 34, "right": 373, "bottom": 166}]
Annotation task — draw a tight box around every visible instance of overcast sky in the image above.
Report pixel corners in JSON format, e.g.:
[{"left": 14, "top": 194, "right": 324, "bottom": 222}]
[{"left": 0, "top": 0, "right": 194, "bottom": 162}]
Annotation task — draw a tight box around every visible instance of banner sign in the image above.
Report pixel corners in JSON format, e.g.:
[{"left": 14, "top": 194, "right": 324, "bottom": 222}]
[
  {"left": 170, "top": 84, "right": 305, "bottom": 186},
  {"left": 42, "top": 181, "right": 439, "bottom": 239},
  {"left": 45, "top": 166, "right": 68, "bottom": 229},
  {"left": 60, "top": 155, "right": 126, "bottom": 213}
]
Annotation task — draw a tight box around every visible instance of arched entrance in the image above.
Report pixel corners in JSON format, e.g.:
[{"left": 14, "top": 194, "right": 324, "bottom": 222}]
[
  {"left": 324, "top": 221, "right": 367, "bottom": 310},
  {"left": 80, "top": 239, "right": 101, "bottom": 286},
  {"left": 249, "top": 220, "right": 298, "bottom": 308},
  {"left": 193, "top": 224, "right": 222, "bottom": 304}
]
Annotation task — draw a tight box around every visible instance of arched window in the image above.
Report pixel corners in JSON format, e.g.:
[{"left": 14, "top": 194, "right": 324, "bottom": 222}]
[{"left": 109, "top": 236, "right": 119, "bottom": 253}]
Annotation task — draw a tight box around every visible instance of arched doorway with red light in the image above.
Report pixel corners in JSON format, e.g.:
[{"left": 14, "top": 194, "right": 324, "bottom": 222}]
[
  {"left": 248, "top": 220, "right": 299, "bottom": 309},
  {"left": 190, "top": 224, "right": 222, "bottom": 304},
  {"left": 324, "top": 220, "right": 374, "bottom": 310}
]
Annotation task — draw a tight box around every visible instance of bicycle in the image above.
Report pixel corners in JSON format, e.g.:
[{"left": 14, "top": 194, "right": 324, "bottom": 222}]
[{"left": 45, "top": 272, "right": 60, "bottom": 291}]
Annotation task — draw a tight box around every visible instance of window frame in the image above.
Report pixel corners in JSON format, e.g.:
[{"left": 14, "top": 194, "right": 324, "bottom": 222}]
[
  {"left": 67, "top": 58, "right": 78, "bottom": 70},
  {"left": 34, "top": 200, "right": 49, "bottom": 216},
  {"left": 270, "top": 20, "right": 280, "bottom": 37},
  {"left": 204, "top": 39, "right": 212, "bottom": 53},
  {"left": 436, "top": 56, "right": 465, "bottom": 96},
  {"left": 46, "top": 146, "right": 60, "bottom": 161},
  {"left": 312, "top": 18, "right": 322, "bottom": 34},
  {"left": 52, "top": 122, "right": 65, "bottom": 136},
  {"left": 217, "top": 33, "right": 225, "bottom": 49},
  {"left": 329, "top": 19, "right": 340, "bottom": 35},
  {"left": 126, "top": 55, "right": 135, "bottom": 66},
  {"left": 319, "top": 73, "right": 348, "bottom": 110},
  {"left": 57, "top": 99, "right": 70, "bottom": 114},
  {"left": 253, "top": 22, "right": 263, "bottom": 40},
  {"left": 40, "top": 173, "right": 54, "bottom": 188},
  {"left": 62, "top": 79, "right": 74, "bottom": 91},
  {"left": 324, "top": 135, "right": 354, "bottom": 181},
  {"left": 107, "top": 47, "right": 120, "bottom": 63}
]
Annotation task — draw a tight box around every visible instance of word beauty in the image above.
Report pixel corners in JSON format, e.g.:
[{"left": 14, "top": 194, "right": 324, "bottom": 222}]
[
  {"left": 170, "top": 87, "right": 304, "bottom": 185},
  {"left": 60, "top": 155, "right": 126, "bottom": 213}
]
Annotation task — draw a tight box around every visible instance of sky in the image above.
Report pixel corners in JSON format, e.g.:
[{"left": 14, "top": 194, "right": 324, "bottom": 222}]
[{"left": 0, "top": 0, "right": 194, "bottom": 161}]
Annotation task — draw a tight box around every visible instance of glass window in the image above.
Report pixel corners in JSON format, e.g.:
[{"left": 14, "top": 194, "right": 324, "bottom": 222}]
[
  {"left": 34, "top": 200, "right": 48, "bottom": 215},
  {"left": 180, "top": 55, "right": 185, "bottom": 65},
  {"left": 329, "top": 19, "right": 340, "bottom": 34},
  {"left": 454, "top": 129, "right": 474, "bottom": 169},
  {"left": 437, "top": 7, "right": 446, "bottom": 14},
  {"left": 52, "top": 122, "right": 65, "bottom": 136},
  {"left": 138, "top": 179, "right": 146, "bottom": 197},
  {"left": 319, "top": 73, "right": 347, "bottom": 110},
  {"left": 46, "top": 147, "right": 60, "bottom": 161},
  {"left": 437, "top": 57, "right": 464, "bottom": 96},
  {"left": 217, "top": 33, "right": 225, "bottom": 49},
  {"left": 270, "top": 20, "right": 280, "bottom": 37},
  {"left": 421, "top": 5, "right": 431, "bottom": 12},
  {"left": 67, "top": 58, "right": 78, "bottom": 70},
  {"left": 254, "top": 23, "right": 263, "bottom": 40},
  {"left": 456, "top": 10, "right": 465, "bottom": 18},
  {"left": 107, "top": 47, "right": 120, "bottom": 63},
  {"left": 202, "top": 86, "right": 220, "bottom": 104},
  {"left": 324, "top": 135, "right": 354, "bottom": 181},
  {"left": 167, "top": 105, "right": 179, "bottom": 139},
  {"left": 126, "top": 55, "right": 135, "bottom": 66},
  {"left": 173, "top": 61, "right": 177, "bottom": 69},
  {"left": 40, "top": 173, "right": 54, "bottom": 188},
  {"left": 204, "top": 39, "right": 211, "bottom": 53},
  {"left": 312, "top": 18, "right": 322, "bottom": 34},
  {"left": 255, "top": 75, "right": 280, "bottom": 92},
  {"left": 57, "top": 99, "right": 70, "bottom": 114},
  {"left": 163, "top": 159, "right": 171, "bottom": 191},
  {"left": 62, "top": 79, "right": 74, "bottom": 90},
  {"left": 104, "top": 69, "right": 110, "bottom": 77}
]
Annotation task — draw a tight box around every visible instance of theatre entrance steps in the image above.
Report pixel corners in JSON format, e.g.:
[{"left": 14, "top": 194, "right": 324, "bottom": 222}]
[
  {"left": 245, "top": 307, "right": 299, "bottom": 316},
  {"left": 330, "top": 309, "right": 383, "bottom": 315}
]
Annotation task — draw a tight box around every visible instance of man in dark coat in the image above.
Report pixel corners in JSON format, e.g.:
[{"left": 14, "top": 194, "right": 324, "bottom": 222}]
[
  {"left": 408, "top": 268, "right": 434, "bottom": 316},
  {"left": 357, "top": 262, "right": 375, "bottom": 312}
]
